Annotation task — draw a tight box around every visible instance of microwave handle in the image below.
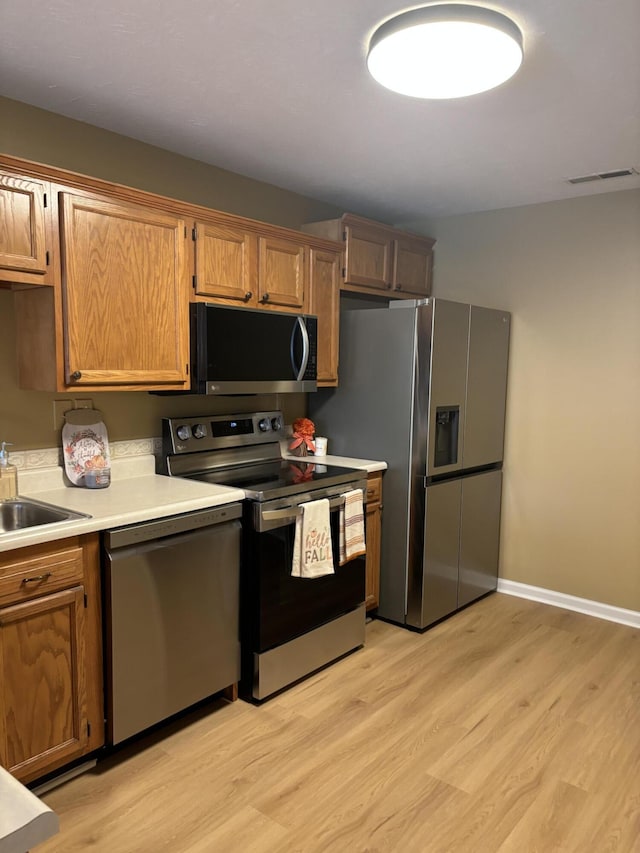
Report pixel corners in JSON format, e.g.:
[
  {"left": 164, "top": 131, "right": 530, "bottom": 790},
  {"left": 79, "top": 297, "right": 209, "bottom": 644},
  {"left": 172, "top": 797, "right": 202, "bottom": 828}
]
[{"left": 290, "top": 316, "right": 310, "bottom": 380}]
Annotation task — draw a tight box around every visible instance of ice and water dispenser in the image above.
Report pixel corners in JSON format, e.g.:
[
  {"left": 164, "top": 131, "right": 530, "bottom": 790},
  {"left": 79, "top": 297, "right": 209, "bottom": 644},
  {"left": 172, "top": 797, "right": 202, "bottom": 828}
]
[{"left": 434, "top": 406, "right": 459, "bottom": 467}]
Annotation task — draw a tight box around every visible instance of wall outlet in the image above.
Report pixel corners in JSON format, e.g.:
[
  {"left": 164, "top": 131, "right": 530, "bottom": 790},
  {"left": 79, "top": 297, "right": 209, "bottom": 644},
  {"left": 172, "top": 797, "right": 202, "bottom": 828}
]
[
  {"left": 53, "top": 399, "right": 73, "bottom": 431},
  {"left": 74, "top": 399, "right": 94, "bottom": 410}
]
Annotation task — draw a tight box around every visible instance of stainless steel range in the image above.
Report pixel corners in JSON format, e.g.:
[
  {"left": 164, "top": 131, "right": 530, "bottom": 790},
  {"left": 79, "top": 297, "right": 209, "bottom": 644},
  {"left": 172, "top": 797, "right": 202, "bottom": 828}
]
[{"left": 157, "top": 411, "right": 368, "bottom": 701}]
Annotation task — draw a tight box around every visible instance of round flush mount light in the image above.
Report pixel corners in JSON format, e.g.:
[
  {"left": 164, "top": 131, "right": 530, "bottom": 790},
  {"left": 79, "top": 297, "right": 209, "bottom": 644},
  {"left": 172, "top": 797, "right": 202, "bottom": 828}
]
[{"left": 367, "top": 4, "right": 524, "bottom": 99}]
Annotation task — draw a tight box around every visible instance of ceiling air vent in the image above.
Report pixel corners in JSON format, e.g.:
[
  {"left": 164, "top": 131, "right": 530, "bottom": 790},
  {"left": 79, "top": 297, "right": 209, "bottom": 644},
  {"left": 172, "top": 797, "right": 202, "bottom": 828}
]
[{"left": 568, "top": 168, "right": 638, "bottom": 184}]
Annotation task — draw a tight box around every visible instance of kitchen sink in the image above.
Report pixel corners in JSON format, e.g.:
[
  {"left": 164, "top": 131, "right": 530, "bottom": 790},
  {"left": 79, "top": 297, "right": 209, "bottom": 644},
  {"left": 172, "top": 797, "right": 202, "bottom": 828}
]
[{"left": 0, "top": 497, "right": 91, "bottom": 534}]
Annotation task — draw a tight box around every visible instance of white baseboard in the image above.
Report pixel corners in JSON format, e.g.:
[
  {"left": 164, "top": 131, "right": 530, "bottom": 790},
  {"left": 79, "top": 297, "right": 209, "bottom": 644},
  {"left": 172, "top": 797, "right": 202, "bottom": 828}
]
[{"left": 496, "top": 579, "right": 640, "bottom": 629}]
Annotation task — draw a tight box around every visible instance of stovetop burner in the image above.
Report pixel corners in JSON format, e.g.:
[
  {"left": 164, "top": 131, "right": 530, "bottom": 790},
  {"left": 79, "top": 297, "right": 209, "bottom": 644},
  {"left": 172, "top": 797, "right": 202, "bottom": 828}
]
[{"left": 157, "top": 410, "right": 364, "bottom": 501}]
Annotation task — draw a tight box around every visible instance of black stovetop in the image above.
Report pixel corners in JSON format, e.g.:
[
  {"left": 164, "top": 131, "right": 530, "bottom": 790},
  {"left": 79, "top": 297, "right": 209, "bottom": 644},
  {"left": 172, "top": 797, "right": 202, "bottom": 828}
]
[{"left": 187, "top": 458, "right": 364, "bottom": 502}]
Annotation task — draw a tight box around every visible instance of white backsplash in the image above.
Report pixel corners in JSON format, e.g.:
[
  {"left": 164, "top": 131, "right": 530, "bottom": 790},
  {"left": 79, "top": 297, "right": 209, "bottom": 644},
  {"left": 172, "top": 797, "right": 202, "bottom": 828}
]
[{"left": 11, "top": 437, "right": 162, "bottom": 471}]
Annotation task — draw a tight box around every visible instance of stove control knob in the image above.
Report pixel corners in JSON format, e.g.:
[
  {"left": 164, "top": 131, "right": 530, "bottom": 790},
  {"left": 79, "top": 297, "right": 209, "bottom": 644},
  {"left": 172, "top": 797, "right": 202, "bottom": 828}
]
[
  {"left": 176, "top": 425, "right": 191, "bottom": 441},
  {"left": 258, "top": 418, "right": 272, "bottom": 432},
  {"left": 192, "top": 423, "right": 207, "bottom": 439},
  {"left": 271, "top": 416, "right": 282, "bottom": 432}
]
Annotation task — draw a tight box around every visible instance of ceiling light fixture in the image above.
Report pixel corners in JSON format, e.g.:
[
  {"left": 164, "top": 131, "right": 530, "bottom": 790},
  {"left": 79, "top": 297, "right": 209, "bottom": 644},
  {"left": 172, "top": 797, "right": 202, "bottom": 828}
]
[{"left": 367, "top": 4, "right": 524, "bottom": 99}]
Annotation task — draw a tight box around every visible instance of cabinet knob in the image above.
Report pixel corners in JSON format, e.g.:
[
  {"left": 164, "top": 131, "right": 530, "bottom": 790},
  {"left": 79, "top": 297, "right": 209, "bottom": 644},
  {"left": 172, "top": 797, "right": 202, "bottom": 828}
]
[
  {"left": 244, "top": 291, "right": 253, "bottom": 302},
  {"left": 386, "top": 282, "right": 393, "bottom": 290},
  {"left": 261, "top": 293, "right": 270, "bottom": 303},
  {"left": 70, "top": 370, "right": 82, "bottom": 381}
]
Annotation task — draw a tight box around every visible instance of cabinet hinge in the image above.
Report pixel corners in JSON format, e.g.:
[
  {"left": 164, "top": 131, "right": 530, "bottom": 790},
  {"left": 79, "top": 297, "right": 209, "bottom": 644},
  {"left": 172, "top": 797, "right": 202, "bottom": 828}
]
[
  {"left": 342, "top": 230, "right": 346, "bottom": 241},
  {"left": 184, "top": 225, "right": 187, "bottom": 238},
  {"left": 192, "top": 227, "right": 197, "bottom": 241},
  {"left": 87, "top": 721, "right": 91, "bottom": 737},
  {"left": 44, "top": 192, "right": 48, "bottom": 208},
  {"left": 186, "top": 363, "right": 189, "bottom": 375},
  {"left": 341, "top": 267, "right": 346, "bottom": 278},
  {"left": 84, "top": 593, "right": 88, "bottom": 608},
  {"left": 192, "top": 274, "right": 197, "bottom": 289},
  {"left": 45, "top": 250, "right": 50, "bottom": 266}
]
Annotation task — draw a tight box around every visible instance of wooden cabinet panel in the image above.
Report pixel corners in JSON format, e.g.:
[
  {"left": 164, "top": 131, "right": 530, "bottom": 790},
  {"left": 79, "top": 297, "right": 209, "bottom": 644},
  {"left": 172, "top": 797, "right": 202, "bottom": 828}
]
[
  {"left": 257, "top": 235, "right": 305, "bottom": 310},
  {"left": 308, "top": 247, "right": 341, "bottom": 386},
  {"left": 2, "top": 155, "right": 342, "bottom": 391},
  {"left": 0, "top": 171, "right": 49, "bottom": 285},
  {"left": 365, "top": 472, "right": 383, "bottom": 611},
  {"left": 59, "top": 192, "right": 190, "bottom": 388},
  {"left": 303, "top": 214, "right": 435, "bottom": 299},
  {"left": 0, "top": 586, "right": 87, "bottom": 782},
  {"left": 344, "top": 221, "right": 392, "bottom": 292},
  {"left": 193, "top": 220, "right": 254, "bottom": 304},
  {"left": 393, "top": 234, "right": 435, "bottom": 297},
  {"left": 0, "top": 542, "right": 84, "bottom": 607}
]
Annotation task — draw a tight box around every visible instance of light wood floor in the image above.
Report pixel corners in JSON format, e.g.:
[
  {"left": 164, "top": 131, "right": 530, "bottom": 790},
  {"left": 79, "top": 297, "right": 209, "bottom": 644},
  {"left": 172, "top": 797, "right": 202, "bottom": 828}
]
[{"left": 38, "top": 593, "right": 639, "bottom": 852}]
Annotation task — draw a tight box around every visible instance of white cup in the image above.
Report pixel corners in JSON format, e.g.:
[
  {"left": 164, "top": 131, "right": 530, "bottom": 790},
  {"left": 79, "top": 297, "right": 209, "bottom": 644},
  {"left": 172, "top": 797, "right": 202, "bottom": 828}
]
[{"left": 314, "top": 436, "right": 328, "bottom": 456}]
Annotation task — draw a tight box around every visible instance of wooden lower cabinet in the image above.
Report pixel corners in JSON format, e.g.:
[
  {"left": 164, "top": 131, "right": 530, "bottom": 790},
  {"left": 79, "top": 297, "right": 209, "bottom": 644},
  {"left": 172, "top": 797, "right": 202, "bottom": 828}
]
[
  {"left": 0, "top": 534, "right": 103, "bottom": 784},
  {"left": 365, "top": 472, "right": 383, "bottom": 611}
]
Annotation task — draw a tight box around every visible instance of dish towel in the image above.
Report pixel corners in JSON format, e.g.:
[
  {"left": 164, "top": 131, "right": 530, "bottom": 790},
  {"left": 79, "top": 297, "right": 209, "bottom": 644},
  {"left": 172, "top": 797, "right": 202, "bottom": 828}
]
[
  {"left": 291, "top": 498, "right": 335, "bottom": 578},
  {"left": 339, "top": 489, "right": 366, "bottom": 566}
]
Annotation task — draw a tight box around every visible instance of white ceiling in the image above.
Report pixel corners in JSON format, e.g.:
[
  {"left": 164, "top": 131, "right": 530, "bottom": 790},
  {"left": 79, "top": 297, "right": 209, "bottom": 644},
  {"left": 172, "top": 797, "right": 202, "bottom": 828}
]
[{"left": 1, "top": 0, "right": 639, "bottom": 222}]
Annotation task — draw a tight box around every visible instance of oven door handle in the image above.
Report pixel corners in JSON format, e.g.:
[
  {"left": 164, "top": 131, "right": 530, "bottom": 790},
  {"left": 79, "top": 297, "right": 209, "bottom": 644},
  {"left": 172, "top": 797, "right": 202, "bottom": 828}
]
[{"left": 260, "top": 494, "right": 345, "bottom": 527}]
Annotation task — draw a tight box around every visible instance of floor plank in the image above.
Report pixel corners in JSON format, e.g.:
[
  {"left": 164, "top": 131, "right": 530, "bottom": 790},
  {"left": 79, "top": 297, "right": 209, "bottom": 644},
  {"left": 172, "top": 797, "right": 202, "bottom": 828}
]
[{"left": 36, "top": 593, "right": 640, "bottom": 852}]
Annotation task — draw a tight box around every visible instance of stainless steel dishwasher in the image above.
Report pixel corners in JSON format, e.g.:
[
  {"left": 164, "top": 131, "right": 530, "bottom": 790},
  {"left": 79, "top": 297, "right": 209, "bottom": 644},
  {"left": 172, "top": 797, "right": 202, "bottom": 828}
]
[{"left": 103, "top": 503, "right": 242, "bottom": 745}]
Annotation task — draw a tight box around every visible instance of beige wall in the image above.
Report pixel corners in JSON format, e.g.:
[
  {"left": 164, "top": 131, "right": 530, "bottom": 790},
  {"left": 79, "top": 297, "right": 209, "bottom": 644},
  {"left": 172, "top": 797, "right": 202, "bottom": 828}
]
[
  {"left": 0, "top": 96, "right": 341, "bottom": 227},
  {"left": 403, "top": 189, "right": 640, "bottom": 611},
  {"left": 0, "top": 97, "right": 343, "bottom": 447}
]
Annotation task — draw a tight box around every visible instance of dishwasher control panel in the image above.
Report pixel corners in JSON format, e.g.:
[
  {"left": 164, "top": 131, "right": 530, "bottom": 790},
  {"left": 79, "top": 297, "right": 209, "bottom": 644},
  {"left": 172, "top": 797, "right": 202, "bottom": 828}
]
[{"left": 103, "top": 503, "right": 242, "bottom": 550}]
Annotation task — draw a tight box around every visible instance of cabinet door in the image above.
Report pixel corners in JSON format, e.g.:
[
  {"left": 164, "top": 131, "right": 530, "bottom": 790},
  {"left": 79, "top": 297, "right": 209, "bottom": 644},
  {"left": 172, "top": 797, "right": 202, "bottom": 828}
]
[
  {"left": 0, "top": 586, "right": 87, "bottom": 783},
  {"left": 364, "top": 474, "right": 383, "bottom": 611},
  {"left": 257, "top": 235, "right": 305, "bottom": 310},
  {"left": 193, "top": 220, "right": 255, "bottom": 304},
  {"left": 392, "top": 234, "right": 434, "bottom": 297},
  {"left": 59, "top": 192, "right": 190, "bottom": 388},
  {"left": 344, "top": 221, "right": 392, "bottom": 291},
  {"left": 308, "top": 247, "right": 340, "bottom": 385},
  {"left": 0, "top": 171, "right": 49, "bottom": 283}
]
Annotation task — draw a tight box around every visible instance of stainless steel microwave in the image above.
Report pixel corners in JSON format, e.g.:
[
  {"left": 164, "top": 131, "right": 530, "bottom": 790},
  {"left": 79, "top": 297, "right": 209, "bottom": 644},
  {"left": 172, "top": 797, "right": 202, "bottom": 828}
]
[{"left": 190, "top": 303, "right": 318, "bottom": 395}]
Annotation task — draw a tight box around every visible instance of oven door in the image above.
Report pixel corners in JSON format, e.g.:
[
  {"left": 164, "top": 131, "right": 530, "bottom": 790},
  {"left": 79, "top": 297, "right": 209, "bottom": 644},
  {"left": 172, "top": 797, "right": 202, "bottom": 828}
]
[{"left": 242, "top": 490, "right": 366, "bottom": 656}]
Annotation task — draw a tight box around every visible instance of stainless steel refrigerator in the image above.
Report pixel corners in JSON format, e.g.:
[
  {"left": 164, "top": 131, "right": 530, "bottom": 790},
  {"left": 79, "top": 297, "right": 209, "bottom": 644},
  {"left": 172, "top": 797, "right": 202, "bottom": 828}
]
[{"left": 309, "top": 298, "right": 510, "bottom": 630}]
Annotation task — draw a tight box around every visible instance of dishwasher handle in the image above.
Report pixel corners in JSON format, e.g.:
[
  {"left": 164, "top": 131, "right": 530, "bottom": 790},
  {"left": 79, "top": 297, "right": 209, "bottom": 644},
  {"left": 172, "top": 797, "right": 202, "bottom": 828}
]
[{"left": 104, "top": 503, "right": 242, "bottom": 549}]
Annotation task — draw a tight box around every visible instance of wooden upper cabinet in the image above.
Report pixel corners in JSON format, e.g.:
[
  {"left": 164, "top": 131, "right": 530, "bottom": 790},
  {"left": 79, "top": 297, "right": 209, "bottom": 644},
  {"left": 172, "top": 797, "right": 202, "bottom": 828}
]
[
  {"left": 344, "top": 220, "right": 393, "bottom": 292},
  {"left": 0, "top": 170, "right": 50, "bottom": 285},
  {"left": 193, "top": 220, "right": 254, "bottom": 304},
  {"left": 3, "top": 155, "right": 343, "bottom": 391},
  {"left": 303, "top": 213, "right": 435, "bottom": 299},
  {"left": 392, "top": 233, "right": 436, "bottom": 297},
  {"left": 59, "top": 191, "right": 190, "bottom": 388},
  {"left": 257, "top": 235, "right": 306, "bottom": 311},
  {"left": 308, "top": 247, "right": 341, "bottom": 386}
]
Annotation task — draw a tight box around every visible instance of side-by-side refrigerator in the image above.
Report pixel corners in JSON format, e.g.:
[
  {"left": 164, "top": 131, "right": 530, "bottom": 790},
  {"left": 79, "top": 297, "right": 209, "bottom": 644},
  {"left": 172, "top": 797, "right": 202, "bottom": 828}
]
[{"left": 309, "top": 298, "right": 510, "bottom": 630}]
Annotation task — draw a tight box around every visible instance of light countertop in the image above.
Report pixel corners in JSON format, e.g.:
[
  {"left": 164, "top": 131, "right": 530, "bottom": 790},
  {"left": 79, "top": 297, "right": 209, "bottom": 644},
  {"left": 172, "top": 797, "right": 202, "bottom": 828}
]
[
  {"left": 282, "top": 454, "right": 387, "bottom": 473},
  {"left": 1, "top": 453, "right": 386, "bottom": 553},
  {"left": 0, "top": 765, "right": 58, "bottom": 852},
  {"left": 1, "top": 456, "right": 244, "bottom": 553}
]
